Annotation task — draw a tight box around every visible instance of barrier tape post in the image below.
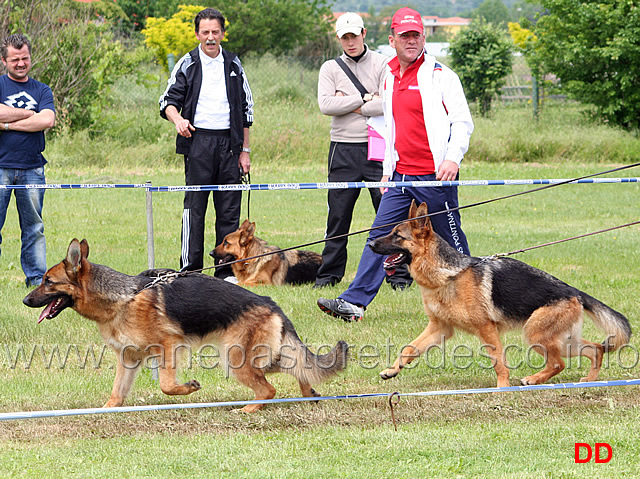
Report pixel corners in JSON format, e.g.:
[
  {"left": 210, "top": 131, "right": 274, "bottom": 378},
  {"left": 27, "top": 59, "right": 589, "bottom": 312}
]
[
  {"left": 388, "top": 392, "right": 401, "bottom": 431},
  {"left": 145, "top": 181, "right": 159, "bottom": 382},
  {"left": 145, "top": 181, "right": 155, "bottom": 270}
]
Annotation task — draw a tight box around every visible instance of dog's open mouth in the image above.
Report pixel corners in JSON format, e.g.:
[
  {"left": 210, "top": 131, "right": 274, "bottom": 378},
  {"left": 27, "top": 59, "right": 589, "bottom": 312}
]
[
  {"left": 209, "top": 250, "right": 236, "bottom": 264},
  {"left": 383, "top": 253, "right": 407, "bottom": 276},
  {"left": 217, "top": 254, "right": 236, "bottom": 267},
  {"left": 37, "top": 295, "right": 72, "bottom": 324}
]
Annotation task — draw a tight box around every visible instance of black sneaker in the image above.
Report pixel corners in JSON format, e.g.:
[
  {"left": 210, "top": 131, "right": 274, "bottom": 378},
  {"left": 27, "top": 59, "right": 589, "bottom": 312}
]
[
  {"left": 313, "top": 278, "right": 339, "bottom": 289},
  {"left": 317, "top": 298, "right": 364, "bottom": 322},
  {"left": 389, "top": 279, "right": 413, "bottom": 291}
]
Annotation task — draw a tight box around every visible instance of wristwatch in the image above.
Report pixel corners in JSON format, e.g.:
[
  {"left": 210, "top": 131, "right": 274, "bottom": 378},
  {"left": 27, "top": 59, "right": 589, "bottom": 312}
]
[
  {"left": 241, "top": 147, "right": 251, "bottom": 153},
  {"left": 363, "top": 93, "right": 373, "bottom": 102}
]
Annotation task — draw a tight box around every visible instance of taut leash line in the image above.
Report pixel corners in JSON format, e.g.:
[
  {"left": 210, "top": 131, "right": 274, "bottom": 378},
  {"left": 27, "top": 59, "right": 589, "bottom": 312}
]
[{"left": 198, "top": 162, "right": 640, "bottom": 274}]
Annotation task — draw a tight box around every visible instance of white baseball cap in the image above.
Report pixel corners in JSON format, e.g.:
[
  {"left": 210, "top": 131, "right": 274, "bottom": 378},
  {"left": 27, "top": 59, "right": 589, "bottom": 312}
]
[{"left": 336, "top": 12, "right": 364, "bottom": 38}]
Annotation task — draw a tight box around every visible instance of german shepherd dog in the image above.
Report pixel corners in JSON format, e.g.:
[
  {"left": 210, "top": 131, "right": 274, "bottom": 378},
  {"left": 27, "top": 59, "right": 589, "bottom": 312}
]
[
  {"left": 23, "top": 239, "right": 348, "bottom": 412},
  {"left": 211, "top": 219, "right": 322, "bottom": 286},
  {"left": 370, "top": 201, "right": 631, "bottom": 387}
]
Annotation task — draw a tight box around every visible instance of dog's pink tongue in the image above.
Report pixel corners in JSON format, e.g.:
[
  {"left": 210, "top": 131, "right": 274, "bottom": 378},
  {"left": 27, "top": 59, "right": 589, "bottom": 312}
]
[
  {"left": 37, "top": 303, "right": 53, "bottom": 324},
  {"left": 384, "top": 254, "right": 399, "bottom": 276}
]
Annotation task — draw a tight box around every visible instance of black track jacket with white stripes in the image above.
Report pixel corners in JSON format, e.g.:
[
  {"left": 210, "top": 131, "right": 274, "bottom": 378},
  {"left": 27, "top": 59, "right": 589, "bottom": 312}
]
[{"left": 159, "top": 47, "right": 254, "bottom": 155}]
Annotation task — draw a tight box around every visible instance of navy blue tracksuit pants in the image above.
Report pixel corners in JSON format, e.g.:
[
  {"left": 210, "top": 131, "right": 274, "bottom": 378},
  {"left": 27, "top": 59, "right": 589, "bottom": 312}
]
[{"left": 339, "top": 171, "right": 470, "bottom": 308}]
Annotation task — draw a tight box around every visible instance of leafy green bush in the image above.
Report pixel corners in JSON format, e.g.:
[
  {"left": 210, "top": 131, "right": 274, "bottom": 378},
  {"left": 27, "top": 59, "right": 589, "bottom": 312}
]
[
  {"left": 535, "top": 0, "right": 640, "bottom": 131},
  {"left": 2, "top": 0, "right": 147, "bottom": 131},
  {"left": 141, "top": 0, "right": 332, "bottom": 66},
  {"left": 449, "top": 19, "right": 513, "bottom": 117},
  {"left": 36, "top": 22, "right": 144, "bottom": 131},
  {"left": 216, "top": 0, "right": 332, "bottom": 58},
  {"left": 141, "top": 4, "right": 211, "bottom": 72}
]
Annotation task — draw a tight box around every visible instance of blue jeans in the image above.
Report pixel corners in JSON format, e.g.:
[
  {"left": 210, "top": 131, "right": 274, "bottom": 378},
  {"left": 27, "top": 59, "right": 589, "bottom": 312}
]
[
  {"left": 0, "top": 167, "right": 47, "bottom": 286},
  {"left": 340, "top": 171, "right": 469, "bottom": 308}
]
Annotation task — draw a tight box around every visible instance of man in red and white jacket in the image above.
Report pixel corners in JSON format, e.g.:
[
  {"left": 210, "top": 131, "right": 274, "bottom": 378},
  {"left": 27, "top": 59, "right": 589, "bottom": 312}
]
[{"left": 318, "top": 7, "right": 474, "bottom": 322}]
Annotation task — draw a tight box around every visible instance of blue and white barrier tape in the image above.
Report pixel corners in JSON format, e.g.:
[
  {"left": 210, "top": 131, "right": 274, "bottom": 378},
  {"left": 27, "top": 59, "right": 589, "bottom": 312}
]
[
  {"left": 0, "top": 177, "right": 638, "bottom": 192},
  {"left": 1, "top": 378, "right": 638, "bottom": 422}
]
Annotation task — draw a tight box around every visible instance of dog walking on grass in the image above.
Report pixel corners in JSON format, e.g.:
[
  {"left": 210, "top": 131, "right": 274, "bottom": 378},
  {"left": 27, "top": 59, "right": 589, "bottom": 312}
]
[
  {"left": 23, "top": 239, "right": 348, "bottom": 412},
  {"left": 370, "top": 201, "right": 631, "bottom": 387}
]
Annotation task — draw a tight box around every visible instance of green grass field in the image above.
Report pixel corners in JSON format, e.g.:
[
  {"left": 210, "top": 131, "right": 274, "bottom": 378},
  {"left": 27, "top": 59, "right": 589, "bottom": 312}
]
[{"left": 0, "top": 159, "right": 638, "bottom": 477}]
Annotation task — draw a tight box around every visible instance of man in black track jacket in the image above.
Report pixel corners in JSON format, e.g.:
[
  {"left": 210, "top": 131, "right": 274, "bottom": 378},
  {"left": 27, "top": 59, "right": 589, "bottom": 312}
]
[{"left": 159, "top": 7, "right": 254, "bottom": 280}]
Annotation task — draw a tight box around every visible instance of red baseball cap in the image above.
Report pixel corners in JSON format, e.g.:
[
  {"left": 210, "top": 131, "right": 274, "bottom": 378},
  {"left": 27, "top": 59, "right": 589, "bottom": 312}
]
[{"left": 391, "top": 7, "right": 424, "bottom": 34}]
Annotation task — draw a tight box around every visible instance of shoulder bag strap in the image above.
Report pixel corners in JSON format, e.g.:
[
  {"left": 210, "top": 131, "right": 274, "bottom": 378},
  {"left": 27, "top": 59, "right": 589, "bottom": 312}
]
[{"left": 335, "top": 57, "right": 368, "bottom": 97}]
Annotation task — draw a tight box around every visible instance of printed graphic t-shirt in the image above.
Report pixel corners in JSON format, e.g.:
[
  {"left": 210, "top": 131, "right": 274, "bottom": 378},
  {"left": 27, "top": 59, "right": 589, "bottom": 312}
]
[{"left": 0, "top": 75, "right": 55, "bottom": 169}]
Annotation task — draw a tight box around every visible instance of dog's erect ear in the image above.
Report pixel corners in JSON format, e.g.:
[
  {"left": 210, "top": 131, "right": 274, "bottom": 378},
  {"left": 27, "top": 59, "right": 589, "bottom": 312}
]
[
  {"left": 79, "top": 239, "right": 89, "bottom": 260},
  {"left": 240, "top": 219, "right": 251, "bottom": 230},
  {"left": 239, "top": 222, "right": 256, "bottom": 246},
  {"left": 416, "top": 202, "right": 429, "bottom": 218},
  {"left": 65, "top": 238, "right": 83, "bottom": 274},
  {"left": 65, "top": 238, "right": 90, "bottom": 276},
  {"left": 408, "top": 200, "right": 418, "bottom": 220},
  {"left": 410, "top": 202, "right": 431, "bottom": 235}
]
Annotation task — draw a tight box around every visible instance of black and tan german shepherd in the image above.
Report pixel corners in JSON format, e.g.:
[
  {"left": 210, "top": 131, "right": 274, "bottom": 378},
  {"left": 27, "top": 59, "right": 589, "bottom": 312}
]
[
  {"left": 370, "top": 201, "right": 631, "bottom": 387},
  {"left": 211, "top": 219, "right": 322, "bottom": 286},
  {"left": 23, "top": 239, "right": 348, "bottom": 412}
]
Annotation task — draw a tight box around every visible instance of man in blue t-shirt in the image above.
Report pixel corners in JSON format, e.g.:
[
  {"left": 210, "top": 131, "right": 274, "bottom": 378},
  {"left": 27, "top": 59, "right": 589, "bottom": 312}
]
[{"left": 0, "top": 34, "right": 55, "bottom": 287}]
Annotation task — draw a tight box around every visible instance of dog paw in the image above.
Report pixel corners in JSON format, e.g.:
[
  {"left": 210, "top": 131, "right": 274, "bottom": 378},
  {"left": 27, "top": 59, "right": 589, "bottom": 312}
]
[
  {"left": 379, "top": 368, "right": 399, "bottom": 380},
  {"left": 237, "top": 404, "right": 263, "bottom": 413},
  {"left": 187, "top": 380, "right": 201, "bottom": 390},
  {"left": 520, "top": 376, "right": 539, "bottom": 386}
]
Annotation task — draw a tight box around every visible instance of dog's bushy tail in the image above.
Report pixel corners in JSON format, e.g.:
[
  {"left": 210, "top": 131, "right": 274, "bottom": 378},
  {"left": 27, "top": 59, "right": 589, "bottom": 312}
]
[
  {"left": 278, "top": 326, "right": 348, "bottom": 385},
  {"left": 581, "top": 292, "right": 631, "bottom": 352}
]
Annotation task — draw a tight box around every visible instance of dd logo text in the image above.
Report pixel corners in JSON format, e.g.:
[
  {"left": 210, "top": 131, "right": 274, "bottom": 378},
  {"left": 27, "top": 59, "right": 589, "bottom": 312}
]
[{"left": 574, "top": 443, "right": 613, "bottom": 463}]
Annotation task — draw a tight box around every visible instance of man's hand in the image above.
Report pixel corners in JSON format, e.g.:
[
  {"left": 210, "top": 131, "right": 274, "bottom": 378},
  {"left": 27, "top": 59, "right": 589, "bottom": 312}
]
[
  {"left": 5, "top": 109, "right": 54, "bottom": 132},
  {"left": 238, "top": 151, "right": 250, "bottom": 175},
  {"left": 175, "top": 118, "right": 195, "bottom": 138},
  {"left": 380, "top": 175, "right": 390, "bottom": 194},
  {"left": 0, "top": 104, "right": 35, "bottom": 123},
  {"left": 165, "top": 105, "right": 195, "bottom": 138},
  {"left": 436, "top": 160, "right": 459, "bottom": 182}
]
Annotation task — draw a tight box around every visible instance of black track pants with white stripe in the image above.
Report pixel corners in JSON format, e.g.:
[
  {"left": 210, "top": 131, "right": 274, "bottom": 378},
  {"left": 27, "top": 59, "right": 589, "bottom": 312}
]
[{"left": 180, "top": 131, "right": 241, "bottom": 277}]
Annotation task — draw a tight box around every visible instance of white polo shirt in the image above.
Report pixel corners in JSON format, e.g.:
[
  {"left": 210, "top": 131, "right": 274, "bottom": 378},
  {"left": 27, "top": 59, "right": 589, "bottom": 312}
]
[{"left": 193, "top": 45, "right": 231, "bottom": 129}]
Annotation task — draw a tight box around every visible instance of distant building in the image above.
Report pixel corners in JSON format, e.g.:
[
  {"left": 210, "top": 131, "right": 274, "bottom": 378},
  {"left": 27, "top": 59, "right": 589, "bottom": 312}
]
[{"left": 422, "top": 16, "right": 470, "bottom": 37}]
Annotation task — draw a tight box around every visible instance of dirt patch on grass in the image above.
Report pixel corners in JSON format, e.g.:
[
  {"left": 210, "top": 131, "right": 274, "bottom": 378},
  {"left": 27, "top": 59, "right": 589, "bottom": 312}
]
[{"left": 0, "top": 387, "right": 634, "bottom": 443}]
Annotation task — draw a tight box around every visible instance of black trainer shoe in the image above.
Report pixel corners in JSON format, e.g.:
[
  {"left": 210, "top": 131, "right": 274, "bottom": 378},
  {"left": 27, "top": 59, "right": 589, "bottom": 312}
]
[
  {"left": 389, "top": 279, "right": 413, "bottom": 291},
  {"left": 313, "top": 278, "right": 339, "bottom": 289},
  {"left": 317, "top": 298, "right": 364, "bottom": 322}
]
